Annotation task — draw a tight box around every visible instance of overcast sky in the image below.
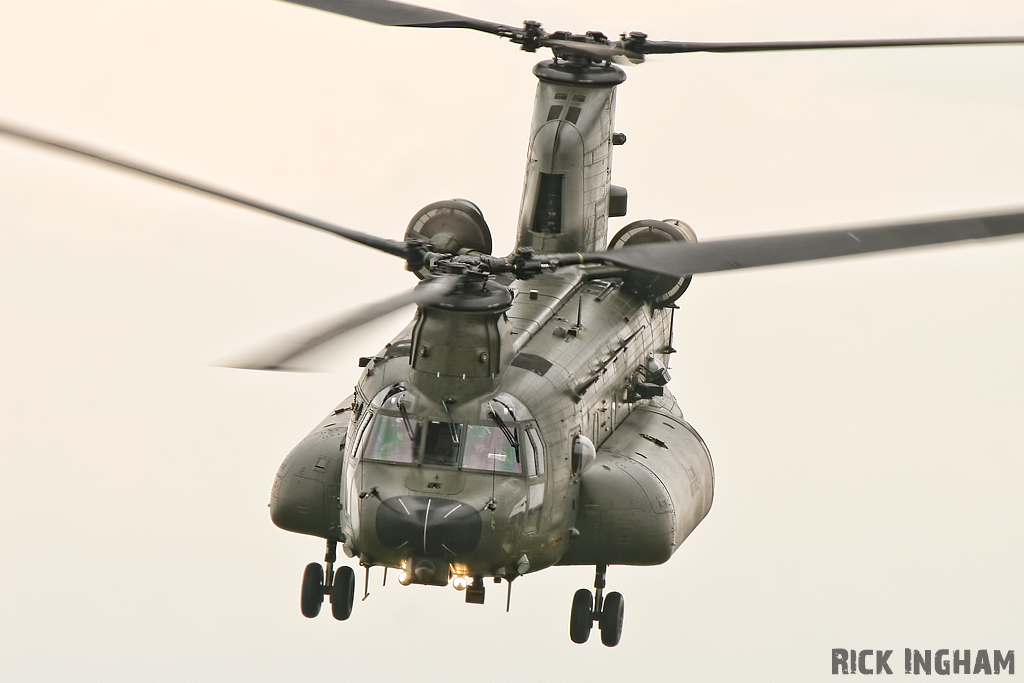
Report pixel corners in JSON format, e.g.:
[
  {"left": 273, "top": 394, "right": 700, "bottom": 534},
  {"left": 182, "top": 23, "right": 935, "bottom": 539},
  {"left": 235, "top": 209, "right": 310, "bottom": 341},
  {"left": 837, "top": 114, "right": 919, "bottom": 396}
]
[{"left": 2, "top": 1, "right": 1023, "bottom": 680}]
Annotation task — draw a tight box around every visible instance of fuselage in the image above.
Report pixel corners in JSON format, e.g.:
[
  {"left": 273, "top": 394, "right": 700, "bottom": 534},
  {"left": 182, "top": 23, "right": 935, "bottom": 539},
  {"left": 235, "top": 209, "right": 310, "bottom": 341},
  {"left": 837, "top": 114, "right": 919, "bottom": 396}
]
[{"left": 271, "top": 58, "right": 714, "bottom": 585}]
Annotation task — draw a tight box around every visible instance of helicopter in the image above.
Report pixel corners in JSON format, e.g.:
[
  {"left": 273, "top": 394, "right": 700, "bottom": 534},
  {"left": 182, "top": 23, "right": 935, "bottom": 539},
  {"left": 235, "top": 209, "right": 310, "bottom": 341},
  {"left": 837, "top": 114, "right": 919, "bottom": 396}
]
[{"left": 2, "top": 0, "right": 1023, "bottom": 652}]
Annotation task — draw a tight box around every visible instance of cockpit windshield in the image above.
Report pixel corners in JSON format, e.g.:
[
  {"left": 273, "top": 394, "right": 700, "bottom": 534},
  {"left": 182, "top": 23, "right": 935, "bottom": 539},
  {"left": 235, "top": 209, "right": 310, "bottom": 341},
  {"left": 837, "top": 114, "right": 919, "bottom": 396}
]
[
  {"left": 361, "top": 414, "right": 525, "bottom": 475},
  {"left": 360, "top": 387, "right": 534, "bottom": 475},
  {"left": 463, "top": 424, "right": 520, "bottom": 473},
  {"left": 364, "top": 415, "right": 416, "bottom": 463},
  {"left": 422, "top": 420, "right": 462, "bottom": 466}
]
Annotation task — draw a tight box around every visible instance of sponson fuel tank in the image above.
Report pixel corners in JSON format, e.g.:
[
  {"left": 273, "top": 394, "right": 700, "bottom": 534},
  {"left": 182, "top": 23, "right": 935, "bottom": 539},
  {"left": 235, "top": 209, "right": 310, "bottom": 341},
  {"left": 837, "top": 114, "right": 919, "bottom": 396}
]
[
  {"left": 269, "top": 399, "right": 353, "bottom": 540},
  {"left": 558, "top": 404, "right": 714, "bottom": 566}
]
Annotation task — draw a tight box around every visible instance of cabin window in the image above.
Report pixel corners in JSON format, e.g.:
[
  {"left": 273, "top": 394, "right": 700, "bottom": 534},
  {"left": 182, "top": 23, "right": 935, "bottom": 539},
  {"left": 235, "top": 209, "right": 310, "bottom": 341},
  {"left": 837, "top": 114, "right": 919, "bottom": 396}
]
[
  {"left": 546, "top": 105, "right": 564, "bottom": 121},
  {"left": 363, "top": 415, "right": 417, "bottom": 463},
  {"left": 571, "top": 435, "right": 595, "bottom": 477},
  {"left": 463, "top": 425, "right": 521, "bottom": 474},
  {"left": 533, "top": 173, "right": 563, "bottom": 234},
  {"left": 565, "top": 106, "right": 581, "bottom": 125}
]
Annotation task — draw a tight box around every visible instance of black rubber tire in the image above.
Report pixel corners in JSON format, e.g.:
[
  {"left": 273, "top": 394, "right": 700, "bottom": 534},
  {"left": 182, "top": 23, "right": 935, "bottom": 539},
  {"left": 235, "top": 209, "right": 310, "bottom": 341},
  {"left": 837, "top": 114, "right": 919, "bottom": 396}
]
[
  {"left": 300, "top": 563, "right": 324, "bottom": 618},
  {"left": 569, "top": 588, "right": 594, "bottom": 644},
  {"left": 330, "top": 566, "right": 356, "bottom": 621},
  {"left": 599, "top": 591, "right": 625, "bottom": 647}
]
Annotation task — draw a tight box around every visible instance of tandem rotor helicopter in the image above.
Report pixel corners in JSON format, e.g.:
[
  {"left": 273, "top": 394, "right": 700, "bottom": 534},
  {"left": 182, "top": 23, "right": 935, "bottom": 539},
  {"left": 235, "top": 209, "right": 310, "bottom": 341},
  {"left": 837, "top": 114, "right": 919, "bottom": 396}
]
[{"left": 3, "top": 0, "right": 1024, "bottom": 649}]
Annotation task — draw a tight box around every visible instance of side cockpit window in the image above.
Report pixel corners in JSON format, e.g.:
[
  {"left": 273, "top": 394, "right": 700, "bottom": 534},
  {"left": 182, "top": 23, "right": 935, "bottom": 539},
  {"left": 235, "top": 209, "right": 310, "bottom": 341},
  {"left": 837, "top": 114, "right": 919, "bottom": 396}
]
[{"left": 522, "top": 426, "right": 545, "bottom": 477}]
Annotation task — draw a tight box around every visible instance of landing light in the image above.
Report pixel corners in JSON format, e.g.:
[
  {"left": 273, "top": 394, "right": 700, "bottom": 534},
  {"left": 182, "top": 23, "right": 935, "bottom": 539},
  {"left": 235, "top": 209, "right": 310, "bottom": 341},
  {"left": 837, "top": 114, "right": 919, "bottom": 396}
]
[
  {"left": 398, "top": 560, "right": 412, "bottom": 586},
  {"left": 398, "top": 569, "right": 412, "bottom": 586},
  {"left": 450, "top": 563, "right": 469, "bottom": 591}
]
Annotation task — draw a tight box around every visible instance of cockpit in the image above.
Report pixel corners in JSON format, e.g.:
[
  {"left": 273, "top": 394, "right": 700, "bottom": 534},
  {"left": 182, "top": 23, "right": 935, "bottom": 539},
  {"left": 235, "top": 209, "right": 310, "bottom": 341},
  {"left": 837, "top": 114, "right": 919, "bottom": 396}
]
[{"left": 358, "top": 387, "right": 545, "bottom": 477}]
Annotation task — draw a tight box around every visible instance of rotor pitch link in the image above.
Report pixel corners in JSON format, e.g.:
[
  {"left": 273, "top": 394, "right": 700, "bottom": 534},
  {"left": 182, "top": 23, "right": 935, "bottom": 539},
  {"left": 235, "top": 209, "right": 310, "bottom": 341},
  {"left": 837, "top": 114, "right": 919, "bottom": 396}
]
[{"left": 479, "top": 250, "right": 597, "bottom": 278}]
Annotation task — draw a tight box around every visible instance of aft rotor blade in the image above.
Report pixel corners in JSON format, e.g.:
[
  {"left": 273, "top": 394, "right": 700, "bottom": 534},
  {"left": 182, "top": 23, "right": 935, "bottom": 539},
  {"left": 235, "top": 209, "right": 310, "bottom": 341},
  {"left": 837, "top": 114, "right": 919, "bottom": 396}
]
[
  {"left": 587, "top": 211, "right": 1024, "bottom": 278},
  {"left": 0, "top": 122, "right": 410, "bottom": 259},
  {"left": 275, "top": 0, "right": 517, "bottom": 35},
  {"left": 638, "top": 36, "right": 1024, "bottom": 55},
  {"left": 231, "top": 273, "right": 460, "bottom": 371}
]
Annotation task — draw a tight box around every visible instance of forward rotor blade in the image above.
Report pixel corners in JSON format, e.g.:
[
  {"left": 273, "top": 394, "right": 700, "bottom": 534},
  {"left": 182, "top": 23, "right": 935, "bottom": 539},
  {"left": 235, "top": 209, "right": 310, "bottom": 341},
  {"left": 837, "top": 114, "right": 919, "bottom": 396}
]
[
  {"left": 0, "top": 121, "right": 410, "bottom": 259},
  {"left": 589, "top": 210, "right": 1024, "bottom": 278},
  {"left": 275, "top": 0, "right": 517, "bottom": 35},
  {"left": 232, "top": 273, "right": 460, "bottom": 371},
  {"left": 638, "top": 36, "right": 1024, "bottom": 55}
]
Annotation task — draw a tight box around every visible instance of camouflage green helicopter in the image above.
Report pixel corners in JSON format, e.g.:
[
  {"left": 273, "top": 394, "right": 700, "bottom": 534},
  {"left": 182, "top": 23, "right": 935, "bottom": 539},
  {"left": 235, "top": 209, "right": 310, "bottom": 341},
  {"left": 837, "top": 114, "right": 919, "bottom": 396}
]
[{"left": 4, "top": 0, "right": 1023, "bottom": 648}]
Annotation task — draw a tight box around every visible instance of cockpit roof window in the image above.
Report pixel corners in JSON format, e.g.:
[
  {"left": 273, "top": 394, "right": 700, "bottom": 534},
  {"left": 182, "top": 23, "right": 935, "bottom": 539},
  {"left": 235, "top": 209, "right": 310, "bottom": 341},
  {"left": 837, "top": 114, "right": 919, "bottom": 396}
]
[
  {"left": 479, "top": 393, "right": 530, "bottom": 421},
  {"left": 374, "top": 388, "right": 532, "bottom": 423},
  {"left": 372, "top": 385, "right": 415, "bottom": 411}
]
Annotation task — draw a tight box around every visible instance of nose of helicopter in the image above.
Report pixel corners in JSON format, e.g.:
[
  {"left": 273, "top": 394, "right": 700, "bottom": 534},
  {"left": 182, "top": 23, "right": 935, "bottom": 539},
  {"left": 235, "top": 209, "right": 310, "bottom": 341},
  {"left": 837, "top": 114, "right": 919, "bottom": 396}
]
[{"left": 375, "top": 495, "right": 482, "bottom": 557}]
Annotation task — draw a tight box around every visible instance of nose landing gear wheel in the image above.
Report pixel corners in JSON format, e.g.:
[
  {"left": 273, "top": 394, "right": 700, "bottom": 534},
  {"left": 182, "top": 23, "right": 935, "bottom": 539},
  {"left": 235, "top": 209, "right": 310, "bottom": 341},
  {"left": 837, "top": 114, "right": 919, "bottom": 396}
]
[
  {"left": 599, "top": 591, "right": 624, "bottom": 647},
  {"left": 300, "top": 562, "right": 325, "bottom": 618},
  {"left": 569, "top": 588, "right": 594, "bottom": 643},
  {"left": 330, "top": 566, "right": 356, "bottom": 620}
]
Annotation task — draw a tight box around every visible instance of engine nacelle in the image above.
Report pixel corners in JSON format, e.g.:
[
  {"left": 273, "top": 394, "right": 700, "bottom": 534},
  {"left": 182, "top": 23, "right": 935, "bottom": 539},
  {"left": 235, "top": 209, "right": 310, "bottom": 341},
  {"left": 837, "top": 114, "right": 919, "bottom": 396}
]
[
  {"left": 608, "top": 219, "right": 697, "bottom": 305},
  {"left": 405, "top": 199, "right": 492, "bottom": 277}
]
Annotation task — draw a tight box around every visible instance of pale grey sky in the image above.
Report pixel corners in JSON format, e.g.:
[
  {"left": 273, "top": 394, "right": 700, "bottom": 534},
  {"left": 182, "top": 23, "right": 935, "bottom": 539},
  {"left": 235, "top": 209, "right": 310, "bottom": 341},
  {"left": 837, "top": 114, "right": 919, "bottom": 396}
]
[{"left": 1, "top": 1, "right": 1023, "bottom": 680}]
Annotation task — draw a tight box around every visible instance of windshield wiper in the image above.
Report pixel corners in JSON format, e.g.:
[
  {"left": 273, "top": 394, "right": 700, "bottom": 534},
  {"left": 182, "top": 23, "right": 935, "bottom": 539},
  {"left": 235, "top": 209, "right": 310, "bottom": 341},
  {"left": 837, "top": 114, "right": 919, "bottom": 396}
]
[
  {"left": 397, "top": 395, "right": 416, "bottom": 440},
  {"left": 487, "top": 402, "right": 520, "bottom": 463},
  {"left": 442, "top": 397, "right": 460, "bottom": 445}
]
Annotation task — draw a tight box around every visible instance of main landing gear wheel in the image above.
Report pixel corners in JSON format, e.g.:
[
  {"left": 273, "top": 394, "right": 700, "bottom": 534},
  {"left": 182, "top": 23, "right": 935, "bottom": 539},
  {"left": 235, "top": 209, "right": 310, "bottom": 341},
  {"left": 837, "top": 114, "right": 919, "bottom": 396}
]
[
  {"left": 300, "top": 562, "right": 325, "bottom": 618},
  {"left": 330, "top": 566, "right": 356, "bottom": 620},
  {"left": 599, "top": 591, "right": 625, "bottom": 647},
  {"left": 569, "top": 588, "right": 594, "bottom": 644},
  {"left": 568, "top": 564, "right": 625, "bottom": 647}
]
